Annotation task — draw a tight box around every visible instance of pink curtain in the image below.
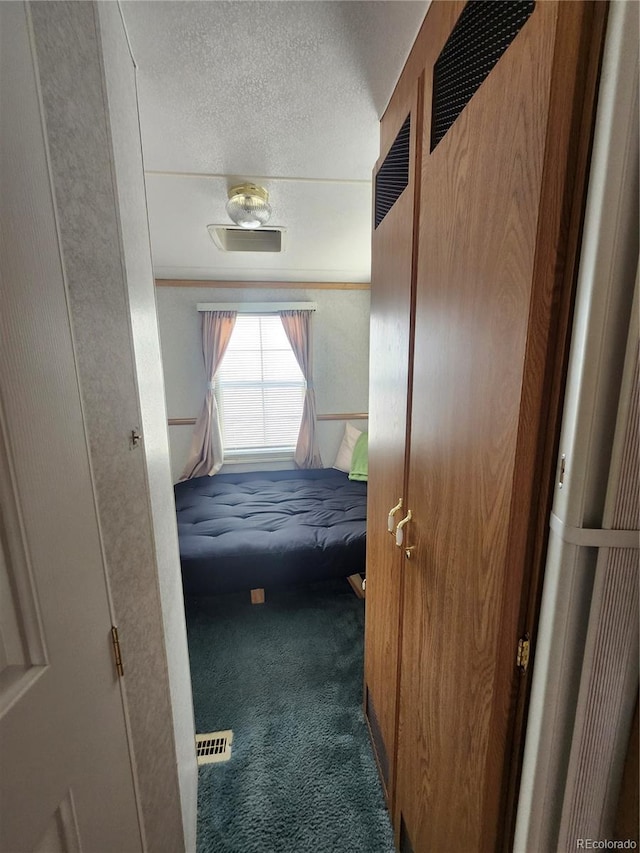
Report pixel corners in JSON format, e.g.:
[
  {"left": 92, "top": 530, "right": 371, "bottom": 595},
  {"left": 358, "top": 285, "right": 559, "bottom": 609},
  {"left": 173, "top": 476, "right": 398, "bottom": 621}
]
[
  {"left": 180, "top": 311, "right": 237, "bottom": 479},
  {"left": 280, "top": 310, "right": 322, "bottom": 468}
]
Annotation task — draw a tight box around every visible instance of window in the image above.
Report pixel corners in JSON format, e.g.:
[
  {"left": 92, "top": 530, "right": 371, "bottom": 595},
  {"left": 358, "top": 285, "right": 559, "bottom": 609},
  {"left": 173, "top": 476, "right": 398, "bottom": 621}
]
[{"left": 216, "top": 315, "right": 305, "bottom": 458}]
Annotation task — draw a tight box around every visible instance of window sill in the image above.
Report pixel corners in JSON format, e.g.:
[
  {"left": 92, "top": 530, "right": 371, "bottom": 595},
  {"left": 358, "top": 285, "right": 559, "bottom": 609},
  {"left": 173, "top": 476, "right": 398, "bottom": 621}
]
[{"left": 223, "top": 451, "right": 295, "bottom": 466}]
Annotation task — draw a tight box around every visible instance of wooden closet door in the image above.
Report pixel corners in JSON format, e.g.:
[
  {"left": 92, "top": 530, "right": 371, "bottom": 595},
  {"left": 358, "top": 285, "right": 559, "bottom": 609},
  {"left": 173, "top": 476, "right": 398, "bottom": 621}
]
[
  {"left": 364, "top": 80, "right": 422, "bottom": 809},
  {"left": 395, "top": 2, "right": 603, "bottom": 850}
]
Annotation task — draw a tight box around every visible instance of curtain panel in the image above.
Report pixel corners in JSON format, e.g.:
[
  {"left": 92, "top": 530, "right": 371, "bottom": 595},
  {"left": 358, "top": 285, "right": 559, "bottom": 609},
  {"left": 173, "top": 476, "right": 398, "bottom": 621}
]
[
  {"left": 280, "top": 310, "right": 322, "bottom": 469},
  {"left": 180, "top": 310, "right": 237, "bottom": 479}
]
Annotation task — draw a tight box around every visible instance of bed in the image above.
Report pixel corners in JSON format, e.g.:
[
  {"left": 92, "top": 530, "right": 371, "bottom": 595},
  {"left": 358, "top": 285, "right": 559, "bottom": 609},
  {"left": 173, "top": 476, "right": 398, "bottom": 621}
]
[{"left": 174, "top": 468, "right": 367, "bottom": 597}]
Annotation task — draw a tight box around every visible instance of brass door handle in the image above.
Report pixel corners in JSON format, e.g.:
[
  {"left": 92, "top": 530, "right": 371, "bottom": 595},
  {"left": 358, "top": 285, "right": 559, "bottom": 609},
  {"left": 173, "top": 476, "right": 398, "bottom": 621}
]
[
  {"left": 395, "top": 510, "right": 412, "bottom": 547},
  {"left": 387, "top": 498, "right": 403, "bottom": 533}
]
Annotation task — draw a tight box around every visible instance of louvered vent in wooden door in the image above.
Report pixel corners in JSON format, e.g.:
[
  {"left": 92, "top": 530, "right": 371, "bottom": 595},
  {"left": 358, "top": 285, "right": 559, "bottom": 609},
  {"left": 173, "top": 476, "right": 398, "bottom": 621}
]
[
  {"left": 431, "top": 0, "right": 536, "bottom": 151},
  {"left": 374, "top": 114, "right": 410, "bottom": 228}
]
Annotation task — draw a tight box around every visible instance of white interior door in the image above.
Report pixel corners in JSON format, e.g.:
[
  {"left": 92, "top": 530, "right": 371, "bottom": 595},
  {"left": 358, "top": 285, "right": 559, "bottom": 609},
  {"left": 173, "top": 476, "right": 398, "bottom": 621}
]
[{"left": 0, "top": 4, "right": 143, "bottom": 850}]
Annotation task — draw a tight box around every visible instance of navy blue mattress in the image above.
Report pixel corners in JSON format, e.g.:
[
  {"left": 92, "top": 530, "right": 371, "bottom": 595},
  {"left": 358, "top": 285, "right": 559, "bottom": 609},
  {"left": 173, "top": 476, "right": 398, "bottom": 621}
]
[{"left": 174, "top": 468, "right": 367, "bottom": 596}]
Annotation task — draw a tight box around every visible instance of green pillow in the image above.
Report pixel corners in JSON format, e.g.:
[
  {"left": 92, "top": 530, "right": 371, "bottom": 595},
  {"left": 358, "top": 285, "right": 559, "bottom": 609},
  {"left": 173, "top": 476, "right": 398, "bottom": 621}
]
[{"left": 349, "top": 432, "right": 368, "bottom": 482}]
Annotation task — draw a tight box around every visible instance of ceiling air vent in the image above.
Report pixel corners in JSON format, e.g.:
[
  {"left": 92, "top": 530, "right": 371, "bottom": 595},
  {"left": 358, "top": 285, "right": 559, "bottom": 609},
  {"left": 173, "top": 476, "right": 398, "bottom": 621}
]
[{"left": 208, "top": 225, "right": 284, "bottom": 253}]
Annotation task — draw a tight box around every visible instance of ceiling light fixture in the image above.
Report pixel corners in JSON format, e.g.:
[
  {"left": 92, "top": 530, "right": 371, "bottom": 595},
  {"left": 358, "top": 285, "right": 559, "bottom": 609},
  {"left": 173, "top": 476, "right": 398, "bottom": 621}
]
[{"left": 225, "top": 183, "right": 272, "bottom": 230}]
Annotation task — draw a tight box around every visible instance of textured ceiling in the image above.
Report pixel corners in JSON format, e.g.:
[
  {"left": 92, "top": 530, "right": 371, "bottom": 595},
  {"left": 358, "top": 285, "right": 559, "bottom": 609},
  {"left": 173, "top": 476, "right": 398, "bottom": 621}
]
[{"left": 121, "top": 1, "right": 429, "bottom": 281}]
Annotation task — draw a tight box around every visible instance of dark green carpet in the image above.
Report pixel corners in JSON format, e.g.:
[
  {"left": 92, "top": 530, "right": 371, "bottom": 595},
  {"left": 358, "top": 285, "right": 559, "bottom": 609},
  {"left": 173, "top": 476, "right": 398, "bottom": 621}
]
[{"left": 186, "top": 578, "right": 395, "bottom": 853}]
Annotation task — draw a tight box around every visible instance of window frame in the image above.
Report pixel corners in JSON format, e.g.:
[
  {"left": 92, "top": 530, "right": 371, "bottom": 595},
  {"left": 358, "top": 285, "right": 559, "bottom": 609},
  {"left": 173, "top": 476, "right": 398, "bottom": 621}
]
[{"left": 200, "top": 304, "right": 316, "bottom": 464}]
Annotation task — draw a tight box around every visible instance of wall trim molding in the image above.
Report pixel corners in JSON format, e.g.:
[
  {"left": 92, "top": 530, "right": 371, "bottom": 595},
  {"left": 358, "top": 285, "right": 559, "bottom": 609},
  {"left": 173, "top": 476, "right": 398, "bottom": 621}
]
[
  {"left": 146, "top": 170, "right": 371, "bottom": 187},
  {"left": 168, "top": 412, "right": 368, "bottom": 427},
  {"left": 317, "top": 412, "right": 368, "bottom": 421},
  {"left": 155, "top": 279, "right": 370, "bottom": 290}
]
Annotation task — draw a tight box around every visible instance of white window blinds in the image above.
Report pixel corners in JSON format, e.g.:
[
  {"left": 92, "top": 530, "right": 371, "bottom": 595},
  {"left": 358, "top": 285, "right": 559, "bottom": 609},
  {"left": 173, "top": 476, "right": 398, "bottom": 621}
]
[{"left": 216, "top": 315, "right": 305, "bottom": 454}]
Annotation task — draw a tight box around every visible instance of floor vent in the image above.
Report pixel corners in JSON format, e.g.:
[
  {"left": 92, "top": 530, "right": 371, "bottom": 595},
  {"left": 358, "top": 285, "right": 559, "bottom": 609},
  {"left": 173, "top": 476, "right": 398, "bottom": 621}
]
[{"left": 196, "top": 730, "right": 233, "bottom": 765}]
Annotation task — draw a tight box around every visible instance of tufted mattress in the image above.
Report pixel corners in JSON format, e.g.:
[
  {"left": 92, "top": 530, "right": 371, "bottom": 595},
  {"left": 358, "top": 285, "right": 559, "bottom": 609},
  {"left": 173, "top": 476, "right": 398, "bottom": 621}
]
[{"left": 174, "top": 468, "right": 367, "bottom": 596}]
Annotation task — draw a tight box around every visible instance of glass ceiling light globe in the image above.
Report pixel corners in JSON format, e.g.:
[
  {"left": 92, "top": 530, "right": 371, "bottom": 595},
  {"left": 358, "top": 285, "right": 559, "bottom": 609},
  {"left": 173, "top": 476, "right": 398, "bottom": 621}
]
[{"left": 226, "top": 184, "right": 272, "bottom": 230}]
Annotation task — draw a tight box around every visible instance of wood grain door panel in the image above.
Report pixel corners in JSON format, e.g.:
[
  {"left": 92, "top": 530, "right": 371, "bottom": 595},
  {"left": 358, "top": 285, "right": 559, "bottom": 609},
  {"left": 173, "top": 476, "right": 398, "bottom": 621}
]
[
  {"left": 364, "top": 80, "right": 422, "bottom": 810},
  {"left": 394, "top": 2, "right": 602, "bottom": 850}
]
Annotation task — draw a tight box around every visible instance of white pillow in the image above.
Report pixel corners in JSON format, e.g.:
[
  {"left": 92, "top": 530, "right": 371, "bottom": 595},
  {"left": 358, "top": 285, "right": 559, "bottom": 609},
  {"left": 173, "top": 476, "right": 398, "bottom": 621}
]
[{"left": 333, "top": 423, "right": 363, "bottom": 472}]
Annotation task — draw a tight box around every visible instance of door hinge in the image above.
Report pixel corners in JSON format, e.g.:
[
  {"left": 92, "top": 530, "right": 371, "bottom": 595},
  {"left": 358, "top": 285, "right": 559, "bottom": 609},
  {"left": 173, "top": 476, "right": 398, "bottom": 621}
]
[
  {"left": 111, "top": 626, "right": 124, "bottom": 677},
  {"left": 516, "top": 633, "right": 530, "bottom": 672}
]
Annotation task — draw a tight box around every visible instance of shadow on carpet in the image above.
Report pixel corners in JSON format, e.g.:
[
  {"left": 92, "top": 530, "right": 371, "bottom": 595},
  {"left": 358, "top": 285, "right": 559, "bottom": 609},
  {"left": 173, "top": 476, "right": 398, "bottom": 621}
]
[{"left": 186, "top": 578, "right": 395, "bottom": 853}]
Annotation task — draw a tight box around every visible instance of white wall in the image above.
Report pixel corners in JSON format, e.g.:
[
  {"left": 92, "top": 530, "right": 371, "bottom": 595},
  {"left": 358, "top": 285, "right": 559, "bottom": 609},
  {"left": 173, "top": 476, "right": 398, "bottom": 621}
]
[{"left": 156, "top": 285, "right": 370, "bottom": 481}]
